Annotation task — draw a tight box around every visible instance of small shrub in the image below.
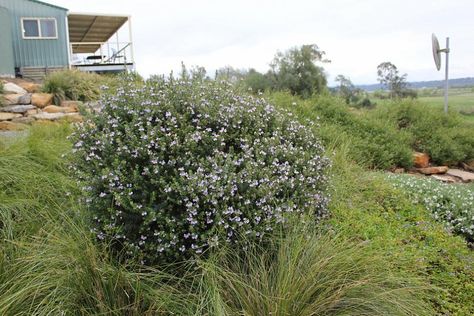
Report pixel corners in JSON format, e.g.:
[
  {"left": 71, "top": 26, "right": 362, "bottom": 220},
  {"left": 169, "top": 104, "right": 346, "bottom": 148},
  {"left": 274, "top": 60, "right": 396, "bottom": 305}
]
[
  {"left": 42, "top": 69, "right": 108, "bottom": 104},
  {"left": 372, "top": 100, "right": 474, "bottom": 165},
  {"left": 72, "top": 78, "right": 330, "bottom": 265},
  {"left": 356, "top": 97, "right": 375, "bottom": 108}
]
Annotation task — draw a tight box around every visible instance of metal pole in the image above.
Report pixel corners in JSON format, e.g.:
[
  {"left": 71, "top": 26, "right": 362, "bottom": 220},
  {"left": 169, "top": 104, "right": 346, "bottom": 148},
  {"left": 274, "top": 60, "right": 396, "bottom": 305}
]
[
  {"left": 128, "top": 16, "right": 135, "bottom": 71},
  {"left": 444, "top": 37, "right": 450, "bottom": 114}
]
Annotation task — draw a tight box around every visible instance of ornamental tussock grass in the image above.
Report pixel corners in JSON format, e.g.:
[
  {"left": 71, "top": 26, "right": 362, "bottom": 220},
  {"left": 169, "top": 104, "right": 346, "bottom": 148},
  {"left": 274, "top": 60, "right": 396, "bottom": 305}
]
[
  {"left": 198, "top": 220, "right": 433, "bottom": 316},
  {"left": 42, "top": 69, "right": 109, "bottom": 104}
]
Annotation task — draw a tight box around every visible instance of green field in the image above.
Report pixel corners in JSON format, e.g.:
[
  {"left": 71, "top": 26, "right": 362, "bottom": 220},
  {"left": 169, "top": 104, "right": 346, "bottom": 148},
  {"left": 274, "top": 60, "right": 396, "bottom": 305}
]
[
  {"left": 371, "top": 87, "right": 474, "bottom": 122},
  {"left": 418, "top": 87, "right": 474, "bottom": 113}
]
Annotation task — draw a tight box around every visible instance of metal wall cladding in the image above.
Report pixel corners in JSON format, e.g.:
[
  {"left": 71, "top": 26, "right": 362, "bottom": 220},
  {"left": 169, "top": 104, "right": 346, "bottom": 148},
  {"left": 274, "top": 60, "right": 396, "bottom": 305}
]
[
  {"left": 0, "top": 0, "right": 69, "bottom": 68},
  {"left": 0, "top": 6, "right": 15, "bottom": 76}
]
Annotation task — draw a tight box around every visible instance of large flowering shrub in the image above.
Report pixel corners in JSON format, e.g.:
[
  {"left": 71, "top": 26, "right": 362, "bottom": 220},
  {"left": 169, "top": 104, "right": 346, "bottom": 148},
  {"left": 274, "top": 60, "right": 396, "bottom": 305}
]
[
  {"left": 71, "top": 78, "right": 330, "bottom": 264},
  {"left": 387, "top": 174, "right": 474, "bottom": 242}
]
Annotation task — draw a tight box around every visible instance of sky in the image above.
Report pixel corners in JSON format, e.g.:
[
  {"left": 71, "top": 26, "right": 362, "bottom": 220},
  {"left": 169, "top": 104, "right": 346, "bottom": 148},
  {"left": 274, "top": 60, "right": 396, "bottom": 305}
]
[{"left": 50, "top": 0, "right": 473, "bottom": 85}]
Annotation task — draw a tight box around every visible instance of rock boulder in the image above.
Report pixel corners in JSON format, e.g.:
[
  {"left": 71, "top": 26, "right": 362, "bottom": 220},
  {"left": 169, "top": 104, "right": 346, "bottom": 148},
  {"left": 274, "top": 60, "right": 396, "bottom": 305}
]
[
  {"left": 0, "top": 104, "right": 36, "bottom": 113},
  {"left": 17, "top": 82, "right": 41, "bottom": 93},
  {"left": 413, "top": 152, "right": 429, "bottom": 168},
  {"left": 32, "top": 112, "right": 65, "bottom": 121},
  {"left": 3, "top": 82, "right": 27, "bottom": 95},
  {"left": 60, "top": 100, "right": 81, "bottom": 112},
  {"left": 416, "top": 166, "right": 449, "bottom": 175},
  {"left": 0, "top": 112, "right": 22, "bottom": 121},
  {"left": 18, "top": 93, "right": 32, "bottom": 105},
  {"left": 43, "top": 105, "right": 78, "bottom": 113},
  {"left": 31, "top": 93, "right": 53, "bottom": 108},
  {"left": 446, "top": 169, "right": 474, "bottom": 183},
  {"left": 3, "top": 94, "right": 23, "bottom": 105},
  {"left": 0, "top": 121, "right": 28, "bottom": 131}
]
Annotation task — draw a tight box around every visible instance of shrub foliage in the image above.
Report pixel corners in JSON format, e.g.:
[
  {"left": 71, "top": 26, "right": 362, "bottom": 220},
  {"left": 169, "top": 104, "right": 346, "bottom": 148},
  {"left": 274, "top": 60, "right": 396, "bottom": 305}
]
[
  {"left": 72, "top": 78, "right": 330, "bottom": 264},
  {"left": 372, "top": 100, "right": 474, "bottom": 165}
]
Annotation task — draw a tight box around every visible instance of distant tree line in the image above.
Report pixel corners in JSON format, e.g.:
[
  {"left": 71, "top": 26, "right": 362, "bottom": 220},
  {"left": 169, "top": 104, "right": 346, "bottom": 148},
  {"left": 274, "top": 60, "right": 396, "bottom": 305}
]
[{"left": 178, "top": 45, "right": 417, "bottom": 103}]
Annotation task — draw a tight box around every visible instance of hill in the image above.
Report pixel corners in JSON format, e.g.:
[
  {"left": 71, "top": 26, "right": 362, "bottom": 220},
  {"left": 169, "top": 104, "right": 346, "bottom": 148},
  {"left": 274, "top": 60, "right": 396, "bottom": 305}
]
[{"left": 356, "top": 77, "right": 474, "bottom": 92}]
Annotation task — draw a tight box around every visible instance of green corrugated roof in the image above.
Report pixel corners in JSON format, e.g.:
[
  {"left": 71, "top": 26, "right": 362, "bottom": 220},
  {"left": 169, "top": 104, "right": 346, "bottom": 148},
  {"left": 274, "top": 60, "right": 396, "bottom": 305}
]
[{"left": 27, "top": 0, "right": 68, "bottom": 11}]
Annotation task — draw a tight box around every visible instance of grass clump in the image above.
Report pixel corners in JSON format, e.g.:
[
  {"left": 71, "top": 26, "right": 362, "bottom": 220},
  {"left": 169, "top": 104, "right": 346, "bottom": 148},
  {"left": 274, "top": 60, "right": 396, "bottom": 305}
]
[
  {"left": 42, "top": 69, "right": 110, "bottom": 104},
  {"left": 200, "top": 222, "right": 433, "bottom": 316}
]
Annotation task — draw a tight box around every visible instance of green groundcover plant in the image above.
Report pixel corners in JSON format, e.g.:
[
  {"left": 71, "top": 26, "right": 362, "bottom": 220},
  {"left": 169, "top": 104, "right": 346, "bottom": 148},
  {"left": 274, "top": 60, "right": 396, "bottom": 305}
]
[
  {"left": 387, "top": 173, "right": 474, "bottom": 243},
  {"left": 71, "top": 78, "right": 330, "bottom": 265}
]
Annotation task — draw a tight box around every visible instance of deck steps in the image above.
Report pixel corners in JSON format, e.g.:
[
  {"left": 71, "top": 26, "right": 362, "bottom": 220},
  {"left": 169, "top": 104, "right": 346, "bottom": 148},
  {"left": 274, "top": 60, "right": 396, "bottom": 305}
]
[{"left": 19, "top": 67, "right": 66, "bottom": 81}]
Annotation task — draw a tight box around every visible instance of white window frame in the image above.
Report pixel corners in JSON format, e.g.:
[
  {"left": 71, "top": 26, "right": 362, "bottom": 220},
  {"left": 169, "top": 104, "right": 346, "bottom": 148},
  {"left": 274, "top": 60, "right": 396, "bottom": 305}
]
[{"left": 21, "top": 17, "right": 58, "bottom": 39}]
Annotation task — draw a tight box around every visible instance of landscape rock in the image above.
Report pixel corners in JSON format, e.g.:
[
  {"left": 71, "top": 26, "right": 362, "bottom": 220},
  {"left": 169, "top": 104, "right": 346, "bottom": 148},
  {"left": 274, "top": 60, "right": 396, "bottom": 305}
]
[
  {"left": 446, "top": 169, "right": 474, "bottom": 183},
  {"left": 60, "top": 100, "right": 81, "bottom": 111},
  {"left": 32, "top": 112, "right": 65, "bottom": 121},
  {"left": 463, "top": 160, "right": 474, "bottom": 172},
  {"left": 413, "top": 152, "right": 429, "bottom": 168},
  {"left": 18, "top": 93, "right": 32, "bottom": 105},
  {"left": 431, "top": 174, "right": 460, "bottom": 183},
  {"left": 12, "top": 116, "right": 35, "bottom": 124},
  {"left": 17, "top": 82, "right": 41, "bottom": 93},
  {"left": 0, "top": 112, "right": 22, "bottom": 121},
  {"left": 43, "top": 105, "right": 78, "bottom": 113},
  {"left": 3, "top": 82, "right": 27, "bottom": 95},
  {"left": 26, "top": 109, "right": 38, "bottom": 115},
  {"left": 416, "top": 166, "right": 449, "bottom": 175},
  {"left": 3, "top": 93, "right": 22, "bottom": 105},
  {"left": 63, "top": 113, "right": 84, "bottom": 122},
  {"left": 31, "top": 93, "right": 53, "bottom": 108},
  {"left": 0, "top": 104, "right": 35, "bottom": 113},
  {"left": 0, "top": 121, "right": 28, "bottom": 131}
]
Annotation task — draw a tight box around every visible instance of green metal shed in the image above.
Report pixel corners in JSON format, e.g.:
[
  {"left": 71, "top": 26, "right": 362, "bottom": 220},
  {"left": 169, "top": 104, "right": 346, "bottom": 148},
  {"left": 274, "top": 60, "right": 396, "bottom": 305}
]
[{"left": 0, "top": 0, "right": 69, "bottom": 77}]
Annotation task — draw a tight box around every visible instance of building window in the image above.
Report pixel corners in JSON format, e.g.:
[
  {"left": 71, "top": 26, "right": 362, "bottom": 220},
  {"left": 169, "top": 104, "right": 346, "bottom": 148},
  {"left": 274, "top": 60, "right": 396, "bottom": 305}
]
[{"left": 21, "top": 18, "right": 57, "bottom": 39}]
